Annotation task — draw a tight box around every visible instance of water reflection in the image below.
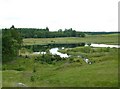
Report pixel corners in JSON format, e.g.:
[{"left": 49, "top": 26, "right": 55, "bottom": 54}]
[
  {"left": 32, "top": 47, "right": 70, "bottom": 58},
  {"left": 85, "top": 44, "right": 120, "bottom": 48},
  {"left": 49, "top": 48, "right": 70, "bottom": 58},
  {"left": 33, "top": 52, "right": 46, "bottom": 54},
  {"left": 23, "top": 43, "right": 85, "bottom": 52}
]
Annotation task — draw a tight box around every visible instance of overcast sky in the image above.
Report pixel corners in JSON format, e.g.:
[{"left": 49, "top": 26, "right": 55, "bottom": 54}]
[{"left": 0, "top": 0, "right": 119, "bottom": 31}]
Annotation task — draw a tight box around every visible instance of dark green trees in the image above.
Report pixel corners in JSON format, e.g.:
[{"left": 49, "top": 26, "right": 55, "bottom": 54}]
[
  {"left": 15, "top": 27, "right": 86, "bottom": 38},
  {"left": 2, "top": 25, "right": 23, "bottom": 62}
]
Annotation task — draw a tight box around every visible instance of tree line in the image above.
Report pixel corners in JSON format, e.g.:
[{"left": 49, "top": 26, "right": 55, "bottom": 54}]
[
  {"left": 85, "top": 32, "right": 120, "bottom": 35},
  {"left": 10, "top": 26, "right": 86, "bottom": 38}
]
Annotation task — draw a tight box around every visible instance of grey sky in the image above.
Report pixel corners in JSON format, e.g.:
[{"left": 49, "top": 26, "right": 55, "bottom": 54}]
[{"left": 0, "top": 0, "right": 119, "bottom": 31}]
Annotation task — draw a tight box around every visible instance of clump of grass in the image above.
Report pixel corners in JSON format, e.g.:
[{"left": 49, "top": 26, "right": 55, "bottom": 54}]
[
  {"left": 33, "top": 66, "right": 36, "bottom": 73},
  {"left": 14, "top": 65, "right": 25, "bottom": 71},
  {"left": 30, "top": 75, "right": 35, "bottom": 82}
]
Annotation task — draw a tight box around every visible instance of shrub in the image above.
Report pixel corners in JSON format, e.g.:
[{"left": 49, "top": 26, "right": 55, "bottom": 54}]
[
  {"left": 2, "top": 66, "right": 6, "bottom": 71},
  {"left": 38, "top": 53, "right": 63, "bottom": 64},
  {"left": 83, "top": 47, "right": 91, "bottom": 53},
  {"left": 105, "top": 47, "right": 110, "bottom": 52},
  {"left": 54, "top": 54, "right": 61, "bottom": 61},
  {"left": 69, "top": 58, "right": 74, "bottom": 63},
  {"left": 30, "top": 75, "right": 35, "bottom": 82}
]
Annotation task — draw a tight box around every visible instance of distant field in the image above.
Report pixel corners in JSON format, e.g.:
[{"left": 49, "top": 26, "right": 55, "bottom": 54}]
[{"left": 23, "top": 34, "right": 119, "bottom": 45}]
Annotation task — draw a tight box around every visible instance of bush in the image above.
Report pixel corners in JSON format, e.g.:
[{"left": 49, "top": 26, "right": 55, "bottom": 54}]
[
  {"left": 38, "top": 53, "right": 63, "bottom": 64},
  {"left": 83, "top": 47, "right": 91, "bottom": 53},
  {"left": 2, "top": 66, "right": 6, "bottom": 71},
  {"left": 105, "top": 47, "right": 110, "bottom": 52},
  {"left": 54, "top": 54, "right": 61, "bottom": 61},
  {"left": 69, "top": 58, "right": 74, "bottom": 63},
  {"left": 30, "top": 75, "right": 35, "bottom": 82}
]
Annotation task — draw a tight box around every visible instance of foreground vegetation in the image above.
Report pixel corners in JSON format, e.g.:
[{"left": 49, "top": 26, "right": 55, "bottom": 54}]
[
  {"left": 2, "top": 26, "right": 22, "bottom": 63},
  {"left": 2, "top": 47, "right": 118, "bottom": 87}
]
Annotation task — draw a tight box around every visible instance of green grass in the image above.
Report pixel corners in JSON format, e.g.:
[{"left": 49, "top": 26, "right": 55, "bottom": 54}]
[
  {"left": 0, "top": 71, "right": 2, "bottom": 88},
  {"left": 23, "top": 34, "right": 119, "bottom": 45},
  {"left": 2, "top": 47, "right": 118, "bottom": 87},
  {"left": 2, "top": 33, "right": 119, "bottom": 87}
]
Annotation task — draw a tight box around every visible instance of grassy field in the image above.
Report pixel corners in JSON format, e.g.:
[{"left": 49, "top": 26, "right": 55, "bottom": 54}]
[
  {"left": 2, "top": 47, "right": 118, "bottom": 87},
  {"left": 23, "top": 34, "right": 119, "bottom": 45},
  {"left": 2, "top": 33, "right": 119, "bottom": 87}
]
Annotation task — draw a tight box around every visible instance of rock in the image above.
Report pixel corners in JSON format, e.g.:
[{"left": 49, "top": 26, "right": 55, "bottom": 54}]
[
  {"left": 89, "top": 62, "right": 92, "bottom": 64},
  {"left": 85, "top": 59, "right": 89, "bottom": 63},
  {"left": 16, "top": 83, "right": 27, "bottom": 87}
]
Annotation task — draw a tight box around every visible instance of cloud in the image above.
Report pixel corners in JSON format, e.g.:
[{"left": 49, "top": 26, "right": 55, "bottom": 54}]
[{"left": 0, "top": 0, "right": 119, "bottom": 31}]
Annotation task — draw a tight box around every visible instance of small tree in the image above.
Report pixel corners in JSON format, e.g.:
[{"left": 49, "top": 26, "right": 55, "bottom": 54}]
[{"left": 2, "top": 25, "right": 23, "bottom": 62}]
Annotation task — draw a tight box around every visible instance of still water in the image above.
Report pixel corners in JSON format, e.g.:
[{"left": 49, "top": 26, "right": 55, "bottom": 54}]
[
  {"left": 49, "top": 48, "right": 70, "bottom": 58},
  {"left": 32, "top": 43, "right": 119, "bottom": 64},
  {"left": 32, "top": 43, "right": 120, "bottom": 56},
  {"left": 85, "top": 44, "right": 120, "bottom": 48}
]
